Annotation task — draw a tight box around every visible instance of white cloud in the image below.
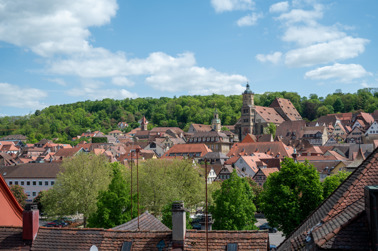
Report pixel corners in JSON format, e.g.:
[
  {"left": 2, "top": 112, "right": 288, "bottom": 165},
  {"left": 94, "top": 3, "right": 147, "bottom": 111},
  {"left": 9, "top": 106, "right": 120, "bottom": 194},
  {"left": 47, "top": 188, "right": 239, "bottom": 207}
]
[
  {"left": 304, "top": 63, "right": 372, "bottom": 82},
  {"left": 146, "top": 66, "right": 247, "bottom": 95},
  {"left": 47, "top": 78, "right": 67, "bottom": 86},
  {"left": 67, "top": 87, "right": 138, "bottom": 100},
  {"left": 256, "top": 52, "right": 282, "bottom": 64},
  {"left": 211, "top": 0, "right": 254, "bottom": 13},
  {"left": 0, "top": 83, "right": 47, "bottom": 109},
  {"left": 277, "top": 4, "right": 323, "bottom": 25},
  {"left": 49, "top": 50, "right": 247, "bottom": 95},
  {"left": 282, "top": 25, "right": 346, "bottom": 46},
  {"left": 112, "top": 77, "right": 134, "bottom": 87},
  {"left": 237, "top": 12, "right": 262, "bottom": 27},
  {"left": 269, "top": 2, "right": 289, "bottom": 13},
  {"left": 0, "top": 0, "right": 118, "bottom": 57},
  {"left": 285, "top": 36, "right": 369, "bottom": 67}
]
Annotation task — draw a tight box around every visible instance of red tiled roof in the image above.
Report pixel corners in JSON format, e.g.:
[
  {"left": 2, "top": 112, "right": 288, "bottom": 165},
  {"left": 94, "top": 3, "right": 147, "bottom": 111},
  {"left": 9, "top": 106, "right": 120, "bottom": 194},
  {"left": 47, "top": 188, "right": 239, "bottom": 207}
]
[
  {"left": 0, "top": 226, "right": 30, "bottom": 249},
  {"left": 359, "top": 112, "right": 374, "bottom": 125},
  {"left": 31, "top": 228, "right": 172, "bottom": 250},
  {"left": 162, "top": 144, "right": 212, "bottom": 158},
  {"left": 270, "top": 97, "right": 302, "bottom": 121},
  {"left": 185, "top": 230, "right": 269, "bottom": 250},
  {"left": 254, "top": 106, "right": 285, "bottom": 124},
  {"left": 227, "top": 142, "right": 294, "bottom": 158},
  {"left": 279, "top": 147, "right": 378, "bottom": 250},
  {"left": 241, "top": 134, "right": 257, "bottom": 143},
  {"left": 55, "top": 147, "right": 82, "bottom": 158},
  {"left": 108, "top": 130, "right": 122, "bottom": 134},
  {"left": 190, "top": 124, "right": 212, "bottom": 132},
  {"left": 260, "top": 167, "right": 279, "bottom": 177}
]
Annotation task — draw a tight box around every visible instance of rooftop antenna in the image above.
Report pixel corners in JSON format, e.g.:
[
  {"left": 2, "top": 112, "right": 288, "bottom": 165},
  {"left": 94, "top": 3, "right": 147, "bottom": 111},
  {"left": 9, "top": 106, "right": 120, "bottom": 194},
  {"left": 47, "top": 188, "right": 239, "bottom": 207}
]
[
  {"left": 130, "top": 149, "right": 134, "bottom": 220},
  {"left": 136, "top": 147, "right": 140, "bottom": 230},
  {"left": 205, "top": 158, "right": 209, "bottom": 251}
]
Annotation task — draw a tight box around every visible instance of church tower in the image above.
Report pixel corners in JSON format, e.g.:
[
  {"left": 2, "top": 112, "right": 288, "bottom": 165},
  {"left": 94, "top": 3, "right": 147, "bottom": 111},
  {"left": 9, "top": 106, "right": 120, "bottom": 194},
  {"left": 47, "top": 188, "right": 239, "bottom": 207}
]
[
  {"left": 212, "top": 108, "right": 221, "bottom": 132},
  {"left": 240, "top": 83, "right": 255, "bottom": 140},
  {"left": 141, "top": 116, "right": 148, "bottom": 131}
]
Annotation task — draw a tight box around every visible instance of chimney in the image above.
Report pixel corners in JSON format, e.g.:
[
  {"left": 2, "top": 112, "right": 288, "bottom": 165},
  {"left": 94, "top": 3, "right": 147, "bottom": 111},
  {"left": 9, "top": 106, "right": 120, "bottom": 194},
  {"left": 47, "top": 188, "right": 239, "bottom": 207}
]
[
  {"left": 23, "top": 203, "right": 39, "bottom": 241},
  {"left": 365, "top": 186, "right": 378, "bottom": 251},
  {"left": 172, "top": 201, "right": 186, "bottom": 249},
  {"left": 200, "top": 213, "right": 214, "bottom": 231}
]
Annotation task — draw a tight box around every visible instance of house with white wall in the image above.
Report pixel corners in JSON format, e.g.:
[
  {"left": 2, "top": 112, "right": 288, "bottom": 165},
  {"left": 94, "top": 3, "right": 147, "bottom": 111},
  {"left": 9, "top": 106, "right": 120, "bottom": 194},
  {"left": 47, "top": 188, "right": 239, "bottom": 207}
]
[{"left": 0, "top": 162, "right": 61, "bottom": 202}]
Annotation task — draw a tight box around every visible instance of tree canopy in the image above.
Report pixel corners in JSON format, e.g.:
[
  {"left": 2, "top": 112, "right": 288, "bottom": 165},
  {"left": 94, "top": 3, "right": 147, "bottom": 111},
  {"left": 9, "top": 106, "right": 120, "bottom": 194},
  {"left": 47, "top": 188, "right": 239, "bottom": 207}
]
[
  {"left": 88, "top": 162, "right": 137, "bottom": 228},
  {"left": 260, "top": 158, "right": 323, "bottom": 236},
  {"left": 210, "top": 170, "right": 257, "bottom": 230},
  {"left": 1, "top": 88, "right": 377, "bottom": 142},
  {"left": 138, "top": 159, "right": 204, "bottom": 215},
  {"left": 41, "top": 154, "right": 112, "bottom": 227},
  {"left": 322, "top": 171, "right": 350, "bottom": 199},
  {"left": 10, "top": 185, "right": 27, "bottom": 208}
]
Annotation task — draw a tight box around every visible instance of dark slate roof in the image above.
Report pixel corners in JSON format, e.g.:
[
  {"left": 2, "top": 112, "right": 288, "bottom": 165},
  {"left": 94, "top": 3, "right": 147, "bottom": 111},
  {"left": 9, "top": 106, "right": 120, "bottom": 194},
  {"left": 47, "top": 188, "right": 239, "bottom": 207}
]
[
  {"left": 0, "top": 162, "right": 61, "bottom": 179},
  {"left": 203, "top": 152, "right": 228, "bottom": 160},
  {"left": 112, "top": 211, "right": 170, "bottom": 231},
  {"left": 0, "top": 226, "right": 31, "bottom": 250},
  {"left": 184, "top": 230, "right": 268, "bottom": 250},
  {"left": 278, "top": 146, "right": 378, "bottom": 251}
]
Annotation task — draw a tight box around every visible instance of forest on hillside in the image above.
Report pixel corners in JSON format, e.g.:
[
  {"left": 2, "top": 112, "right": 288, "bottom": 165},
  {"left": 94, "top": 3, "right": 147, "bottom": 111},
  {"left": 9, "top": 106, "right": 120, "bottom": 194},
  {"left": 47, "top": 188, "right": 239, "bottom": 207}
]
[{"left": 0, "top": 88, "right": 377, "bottom": 143}]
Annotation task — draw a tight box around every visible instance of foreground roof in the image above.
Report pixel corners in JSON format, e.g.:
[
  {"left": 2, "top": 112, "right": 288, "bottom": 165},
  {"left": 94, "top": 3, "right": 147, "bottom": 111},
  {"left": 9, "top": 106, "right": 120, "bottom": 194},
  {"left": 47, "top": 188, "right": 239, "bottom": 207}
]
[
  {"left": 278, "top": 146, "right": 378, "bottom": 250},
  {"left": 0, "top": 226, "right": 269, "bottom": 251},
  {"left": 112, "top": 212, "right": 170, "bottom": 231}
]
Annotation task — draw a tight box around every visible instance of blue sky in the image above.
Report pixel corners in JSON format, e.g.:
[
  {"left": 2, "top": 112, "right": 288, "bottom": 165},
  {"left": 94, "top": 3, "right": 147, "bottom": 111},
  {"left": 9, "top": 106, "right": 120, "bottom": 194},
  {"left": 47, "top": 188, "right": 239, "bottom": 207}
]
[{"left": 0, "top": 0, "right": 377, "bottom": 116}]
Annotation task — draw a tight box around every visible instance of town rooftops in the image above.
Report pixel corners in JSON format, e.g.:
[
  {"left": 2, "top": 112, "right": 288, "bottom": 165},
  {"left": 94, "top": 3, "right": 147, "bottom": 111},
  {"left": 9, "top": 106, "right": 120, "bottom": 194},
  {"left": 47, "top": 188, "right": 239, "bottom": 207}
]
[{"left": 0, "top": 134, "right": 28, "bottom": 141}]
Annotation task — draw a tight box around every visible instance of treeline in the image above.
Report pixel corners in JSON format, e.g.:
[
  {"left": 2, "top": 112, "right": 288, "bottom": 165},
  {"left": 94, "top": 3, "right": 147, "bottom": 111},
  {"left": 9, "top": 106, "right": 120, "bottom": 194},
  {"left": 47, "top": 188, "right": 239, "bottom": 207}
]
[{"left": 0, "top": 88, "right": 377, "bottom": 143}]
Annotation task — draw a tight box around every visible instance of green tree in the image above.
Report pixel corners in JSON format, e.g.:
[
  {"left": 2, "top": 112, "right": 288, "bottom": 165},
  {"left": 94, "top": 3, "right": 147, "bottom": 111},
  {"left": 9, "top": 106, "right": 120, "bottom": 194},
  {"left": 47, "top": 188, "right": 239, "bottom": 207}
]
[
  {"left": 33, "top": 191, "right": 45, "bottom": 213},
  {"left": 10, "top": 185, "right": 27, "bottom": 208},
  {"left": 88, "top": 163, "right": 137, "bottom": 228},
  {"left": 161, "top": 202, "right": 192, "bottom": 229},
  {"left": 260, "top": 158, "right": 323, "bottom": 236},
  {"left": 42, "top": 154, "right": 112, "bottom": 227},
  {"left": 264, "top": 122, "right": 276, "bottom": 137},
  {"left": 322, "top": 171, "right": 350, "bottom": 198},
  {"left": 139, "top": 159, "right": 204, "bottom": 215},
  {"left": 210, "top": 170, "right": 257, "bottom": 230}
]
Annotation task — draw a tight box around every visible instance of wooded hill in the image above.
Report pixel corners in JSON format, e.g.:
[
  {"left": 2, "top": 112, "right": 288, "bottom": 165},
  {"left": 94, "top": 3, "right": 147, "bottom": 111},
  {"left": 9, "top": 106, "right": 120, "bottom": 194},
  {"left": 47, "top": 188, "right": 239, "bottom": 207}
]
[{"left": 1, "top": 88, "right": 377, "bottom": 143}]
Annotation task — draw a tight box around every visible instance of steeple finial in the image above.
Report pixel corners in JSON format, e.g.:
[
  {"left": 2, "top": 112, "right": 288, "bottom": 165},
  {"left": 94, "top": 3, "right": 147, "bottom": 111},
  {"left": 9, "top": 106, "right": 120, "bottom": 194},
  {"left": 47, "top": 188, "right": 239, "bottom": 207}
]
[{"left": 243, "top": 82, "right": 253, "bottom": 94}]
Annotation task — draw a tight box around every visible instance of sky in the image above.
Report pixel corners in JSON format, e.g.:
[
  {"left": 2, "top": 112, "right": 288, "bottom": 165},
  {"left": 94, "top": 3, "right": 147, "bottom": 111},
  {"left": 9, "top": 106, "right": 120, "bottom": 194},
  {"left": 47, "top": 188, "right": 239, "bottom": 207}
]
[{"left": 0, "top": 0, "right": 377, "bottom": 116}]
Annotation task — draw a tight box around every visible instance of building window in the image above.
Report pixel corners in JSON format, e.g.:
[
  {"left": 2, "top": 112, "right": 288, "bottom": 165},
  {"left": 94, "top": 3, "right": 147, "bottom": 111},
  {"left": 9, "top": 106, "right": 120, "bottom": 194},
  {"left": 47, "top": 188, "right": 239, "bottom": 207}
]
[
  {"left": 27, "top": 181, "right": 30, "bottom": 186},
  {"left": 45, "top": 181, "right": 48, "bottom": 186},
  {"left": 51, "top": 181, "right": 55, "bottom": 186},
  {"left": 32, "top": 192, "right": 36, "bottom": 197},
  {"left": 244, "top": 119, "right": 249, "bottom": 123},
  {"left": 33, "top": 181, "right": 36, "bottom": 186},
  {"left": 15, "top": 181, "right": 18, "bottom": 185},
  {"left": 39, "top": 181, "right": 42, "bottom": 186},
  {"left": 9, "top": 181, "right": 13, "bottom": 185},
  {"left": 21, "top": 181, "right": 24, "bottom": 186}
]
